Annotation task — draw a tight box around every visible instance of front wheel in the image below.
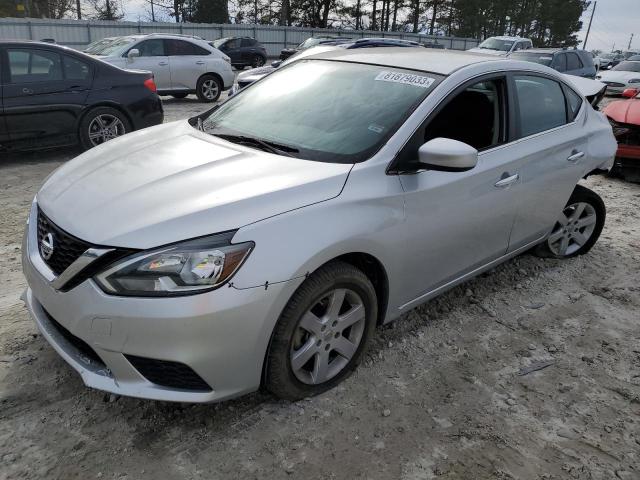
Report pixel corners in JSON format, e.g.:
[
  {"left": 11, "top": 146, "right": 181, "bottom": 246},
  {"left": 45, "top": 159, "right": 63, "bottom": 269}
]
[
  {"left": 79, "top": 107, "right": 131, "bottom": 151},
  {"left": 251, "top": 55, "right": 265, "bottom": 68},
  {"left": 196, "top": 74, "right": 222, "bottom": 103},
  {"left": 534, "top": 184, "right": 605, "bottom": 259},
  {"left": 265, "top": 261, "right": 377, "bottom": 401}
]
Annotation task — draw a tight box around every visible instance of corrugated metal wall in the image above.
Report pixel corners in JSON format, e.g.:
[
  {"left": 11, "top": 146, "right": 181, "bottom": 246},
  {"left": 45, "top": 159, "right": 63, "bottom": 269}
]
[{"left": 0, "top": 18, "right": 479, "bottom": 57}]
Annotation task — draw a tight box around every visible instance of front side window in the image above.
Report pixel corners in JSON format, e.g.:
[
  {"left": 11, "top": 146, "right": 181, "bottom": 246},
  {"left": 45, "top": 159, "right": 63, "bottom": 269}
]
[
  {"left": 8, "top": 49, "right": 62, "bottom": 83},
  {"left": 200, "top": 60, "right": 442, "bottom": 163},
  {"left": 566, "top": 52, "right": 583, "bottom": 70},
  {"left": 134, "top": 39, "right": 165, "bottom": 57},
  {"left": 166, "top": 40, "right": 210, "bottom": 56},
  {"left": 241, "top": 38, "right": 256, "bottom": 48},
  {"left": 515, "top": 75, "right": 567, "bottom": 137},
  {"left": 553, "top": 54, "right": 568, "bottom": 72}
]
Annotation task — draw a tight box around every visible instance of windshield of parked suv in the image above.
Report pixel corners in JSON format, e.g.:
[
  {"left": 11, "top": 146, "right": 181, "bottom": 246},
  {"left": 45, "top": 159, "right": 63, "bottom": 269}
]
[
  {"left": 91, "top": 37, "right": 135, "bottom": 56},
  {"left": 84, "top": 38, "right": 115, "bottom": 54},
  {"left": 297, "top": 37, "right": 339, "bottom": 49},
  {"left": 201, "top": 60, "right": 441, "bottom": 163},
  {"left": 212, "top": 38, "right": 229, "bottom": 48},
  {"left": 613, "top": 61, "right": 640, "bottom": 72},
  {"left": 478, "top": 38, "right": 514, "bottom": 51},
  {"left": 510, "top": 52, "right": 553, "bottom": 66}
]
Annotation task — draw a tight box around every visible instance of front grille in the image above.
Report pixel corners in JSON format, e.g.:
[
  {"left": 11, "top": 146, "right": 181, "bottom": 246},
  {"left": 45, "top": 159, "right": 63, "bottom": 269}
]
[
  {"left": 44, "top": 309, "right": 106, "bottom": 368},
  {"left": 125, "top": 355, "right": 212, "bottom": 392},
  {"left": 37, "top": 208, "right": 91, "bottom": 275},
  {"left": 602, "top": 81, "right": 625, "bottom": 88}
]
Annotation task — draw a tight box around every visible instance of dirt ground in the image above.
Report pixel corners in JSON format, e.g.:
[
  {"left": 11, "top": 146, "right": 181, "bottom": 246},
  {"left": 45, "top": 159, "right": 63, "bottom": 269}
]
[{"left": 1, "top": 96, "right": 639, "bottom": 480}]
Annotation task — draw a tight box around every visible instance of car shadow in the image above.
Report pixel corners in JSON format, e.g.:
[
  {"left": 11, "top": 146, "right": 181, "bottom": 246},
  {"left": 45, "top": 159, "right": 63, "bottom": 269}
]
[{"left": 1, "top": 147, "right": 79, "bottom": 167}]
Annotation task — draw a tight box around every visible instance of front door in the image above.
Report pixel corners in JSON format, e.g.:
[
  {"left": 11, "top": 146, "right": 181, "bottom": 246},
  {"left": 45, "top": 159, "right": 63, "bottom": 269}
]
[
  {"left": 507, "top": 74, "right": 591, "bottom": 252},
  {"left": 125, "top": 39, "right": 170, "bottom": 90},
  {"left": 394, "top": 76, "right": 521, "bottom": 305},
  {"left": 2, "top": 47, "right": 92, "bottom": 148}
]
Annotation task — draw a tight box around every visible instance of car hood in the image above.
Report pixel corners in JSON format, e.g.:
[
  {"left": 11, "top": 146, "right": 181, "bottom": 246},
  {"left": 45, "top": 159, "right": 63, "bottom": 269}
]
[
  {"left": 37, "top": 122, "right": 353, "bottom": 249},
  {"left": 467, "top": 47, "right": 508, "bottom": 56},
  {"left": 597, "top": 70, "right": 640, "bottom": 82},
  {"left": 604, "top": 99, "right": 640, "bottom": 125}
]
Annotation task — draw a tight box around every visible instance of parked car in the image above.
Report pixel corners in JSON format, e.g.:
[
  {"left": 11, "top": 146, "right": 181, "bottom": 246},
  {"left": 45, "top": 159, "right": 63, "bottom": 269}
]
[
  {"left": 596, "top": 61, "right": 640, "bottom": 95},
  {"left": 87, "top": 33, "right": 234, "bottom": 102},
  {"left": 596, "top": 53, "right": 624, "bottom": 70},
  {"left": 23, "top": 49, "right": 616, "bottom": 403},
  {"left": 510, "top": 48, "right": 597, "bottom": 78},
  {"left": 591, "top": 51, "right": 600, "bottom": 71},
  {"left": 82, "top": 36, "right": 117, "bottom": 54},
  {"left": 623, "top": 50, "right": 640, "bottom": 59},
  {"left": 627, "top": 55, "right": 640, "bottom": 61},
  {"left": 211, "top": 37, "right": 268, "bottom": 69},
  {"left": 467, "top": 36, "right": 533, "bottom": 56},
  {"left": 232, "top": 38, "right": 426, "bottom": 94},
  {"left": 603, "top": 88, "right": 640, "bottom": 182},
  {"left": 0, "top": 40, "right": 163, "bottom": 152},
  {"left": 279, "top": 35, "right": 351, "bottom": 60}
]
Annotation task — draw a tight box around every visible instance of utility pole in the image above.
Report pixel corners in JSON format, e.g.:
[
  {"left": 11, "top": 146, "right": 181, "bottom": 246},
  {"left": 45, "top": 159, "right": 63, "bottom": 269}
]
[
  {"left": 629, "top": 33, "right": 634, "bottom": 50},
  {"left": 583, "top": 0, "right": 596, "bottom": 50},
  {"left": 76, "top": 0, "right": 81, "bottom": 19},
  {"left": 150, "top": 0, "right": 156, "bottom": 22}
]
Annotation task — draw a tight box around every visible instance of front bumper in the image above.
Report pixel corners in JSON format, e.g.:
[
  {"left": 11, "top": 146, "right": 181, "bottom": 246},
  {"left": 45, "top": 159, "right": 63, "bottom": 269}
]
[{"left": 22, "top": 203, "right": 302, "bottom": 402}]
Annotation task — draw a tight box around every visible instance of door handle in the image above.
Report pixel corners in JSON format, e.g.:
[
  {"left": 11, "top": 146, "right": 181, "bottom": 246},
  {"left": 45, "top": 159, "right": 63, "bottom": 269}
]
[
  {"left": 494, "top": 173, "right": 519, "bottom": 188},
  {"left": 158, "top": 61, "right": 168, "bottom": 66},
  {"left": 567, "top": 151, "right": 585, "bottom": 163},
  {"left": 195, "top": 60, "right": 205, "bottom": 65},
  {"left": 22, "top": 87, "right": 34, "bottom": 95}
]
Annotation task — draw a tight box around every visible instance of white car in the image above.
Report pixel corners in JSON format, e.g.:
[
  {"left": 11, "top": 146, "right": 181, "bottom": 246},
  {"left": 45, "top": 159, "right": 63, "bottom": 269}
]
[
  {"left": 467, "top": 36, "right": 533, "bottom": 56},
  {"left": 23, "top": 49, "right": 616, "bottom": 403},
  {"left": 87, "top": 33, "right": 235, "bottom": 102},
  {"left": 596, "top": 60, "right": 640, "bottom": 95}
]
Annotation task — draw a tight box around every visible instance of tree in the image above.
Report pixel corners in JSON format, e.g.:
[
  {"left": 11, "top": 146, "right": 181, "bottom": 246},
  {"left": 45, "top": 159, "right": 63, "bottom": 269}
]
[{"left": 89, "top": 0, "right": 124, "bottom": 20}]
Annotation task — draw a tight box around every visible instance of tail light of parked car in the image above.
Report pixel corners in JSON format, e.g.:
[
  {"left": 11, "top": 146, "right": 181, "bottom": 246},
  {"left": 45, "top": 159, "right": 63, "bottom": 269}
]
[{"left": 144, "top": 77, "right": 158, "bottom": 93}]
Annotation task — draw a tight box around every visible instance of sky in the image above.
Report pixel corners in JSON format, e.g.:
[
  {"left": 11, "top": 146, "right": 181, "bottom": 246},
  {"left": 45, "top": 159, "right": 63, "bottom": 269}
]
[{"left": 121, "top": 0, "right": 638, "bottom": 53}]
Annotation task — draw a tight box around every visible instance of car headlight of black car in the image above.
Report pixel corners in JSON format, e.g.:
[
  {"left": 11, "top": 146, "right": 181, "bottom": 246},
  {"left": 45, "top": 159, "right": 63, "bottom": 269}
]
[{"left": 94, "top": 232, "right": 253, "bottom": 296}]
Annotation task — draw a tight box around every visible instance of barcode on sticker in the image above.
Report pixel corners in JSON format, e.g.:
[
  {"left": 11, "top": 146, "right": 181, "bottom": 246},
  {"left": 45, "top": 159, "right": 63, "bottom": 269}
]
[{"left": 374, "top": 71, "right": 435, "bottom": 88}]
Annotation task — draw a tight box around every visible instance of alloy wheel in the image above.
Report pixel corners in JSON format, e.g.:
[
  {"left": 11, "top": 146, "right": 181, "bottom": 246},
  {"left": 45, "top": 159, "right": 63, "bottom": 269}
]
[
  {"left": 252, "top": 55, "right": 265, "bottom": 68},
  {"left": 201, "top": 79, "right": 219, "bottom": 100},
  {"left": 290, "top": 288, "right": 366, "bottom": 385},
  {"left": 547, "top": 202, "right": 598, "bottom": 256},
  {"left": 87, "top": 114, "right": 126, "bottom": 146}
]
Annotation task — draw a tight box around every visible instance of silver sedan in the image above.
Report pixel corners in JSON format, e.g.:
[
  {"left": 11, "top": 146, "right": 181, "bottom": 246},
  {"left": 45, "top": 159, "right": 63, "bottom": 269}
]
[{"left": 23, "top": 49, "right": 616, "bottom": 402}]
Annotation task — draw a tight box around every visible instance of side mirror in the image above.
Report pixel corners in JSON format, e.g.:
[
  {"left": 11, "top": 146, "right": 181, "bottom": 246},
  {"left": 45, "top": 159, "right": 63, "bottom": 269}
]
[
  {"left": 622, "top": 88, "right": 639, "bottom": 98},
  {"left": 271, "top": 60, "right": 282, "bottom": 68},
  {"left": 127, "top": 49, "right": 140, "bottom": 60},
  {"left": 418, "top": 138, "right": 478, "bottom": 172}
]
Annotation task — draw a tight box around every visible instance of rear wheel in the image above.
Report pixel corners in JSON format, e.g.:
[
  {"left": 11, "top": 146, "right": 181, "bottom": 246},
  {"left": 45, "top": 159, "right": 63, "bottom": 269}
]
[
  {"left": 534, "top": 185, "right": 605, "bottom": 259},
  {"left": 79, "top": 107, "right": 131, "bottom": 151},
  {"left": 196, "top": 74, "right": 222, "bottom": 103},
  {"left": 265, "top": 261, "right": 377, "bottom": 400}
]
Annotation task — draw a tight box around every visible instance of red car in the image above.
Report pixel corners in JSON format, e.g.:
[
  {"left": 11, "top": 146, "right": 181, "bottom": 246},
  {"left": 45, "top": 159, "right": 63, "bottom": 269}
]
[{"left": 604, "top": 88, "right": 640, "bottom": 182}]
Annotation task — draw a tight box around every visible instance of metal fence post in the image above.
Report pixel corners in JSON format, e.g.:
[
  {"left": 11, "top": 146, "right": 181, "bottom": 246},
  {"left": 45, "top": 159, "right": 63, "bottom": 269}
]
[
  {"left": 27, "top": 21, "right": 33, "bottom": 40},
  {"left": 87, "top": 21, "right": 91, "bottom": 43}
]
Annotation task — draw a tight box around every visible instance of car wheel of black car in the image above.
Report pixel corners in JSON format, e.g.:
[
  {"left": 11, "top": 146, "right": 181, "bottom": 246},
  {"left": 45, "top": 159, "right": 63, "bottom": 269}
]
[
  {"left": 79, "top": 107, "right": 131, "bottom": 151},
  {"left": 534, "top": 185, "right": 605, "bottom": 259},
  {"left": 196, "top": 74, "right": 222, "bottom": 103},
  {"left": 171, "top": 93, "right": 188, "bottom": 99},
  {"left": 265, "top": 261, "right": 377, "bottom": 401},
  {"left": 251, "top": 55, "right": 265, "bottom": 68}
]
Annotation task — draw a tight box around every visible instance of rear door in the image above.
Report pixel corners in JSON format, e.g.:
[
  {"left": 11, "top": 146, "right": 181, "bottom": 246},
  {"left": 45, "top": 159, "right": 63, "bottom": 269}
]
[
  {"left": 507, "top": 74, "right": 589, "bottom": 252},
  {"left": 124, "top": 39, "right": 170, "bottom": 90},
  {"left": 165, "top": 39, "right": 209, "bottom": 90},
  {"left": 2, "top": 47, "right": 92, "bottom": 148}
]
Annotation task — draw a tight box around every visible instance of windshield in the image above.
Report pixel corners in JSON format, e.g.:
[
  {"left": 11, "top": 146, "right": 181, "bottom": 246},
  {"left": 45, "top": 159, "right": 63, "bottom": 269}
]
[
  {"left": 510, "top": 52, "right": 553, "bottom": 66},
  {"left": 613, "top": 61, "right": 640, "bottom": 72},
  {"left": 297, "top": 38, "right": 332, "bottom": 49},
  {"left": 84, "top": 38, "right": 114, "bottom": 54},
  {"left": 601, "top": 53, "right": 615, "bottom": 59},
  {"left": 91, "top": 37, "right": 135, "bottom": 56},
  {"left": 201, "top": 60, "right": 441, "bottom": 163},
  {"left": 212, "top": 38, "right": 228, "bottom": 48},
  {"left": 478, "top": 38, "right": 514, "bottom": 52}
]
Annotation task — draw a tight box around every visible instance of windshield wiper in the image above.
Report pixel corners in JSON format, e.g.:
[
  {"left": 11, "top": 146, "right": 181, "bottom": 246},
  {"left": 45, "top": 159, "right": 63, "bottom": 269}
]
[{"left": 213, "top": 133, "right": 299, "bottom": 157}]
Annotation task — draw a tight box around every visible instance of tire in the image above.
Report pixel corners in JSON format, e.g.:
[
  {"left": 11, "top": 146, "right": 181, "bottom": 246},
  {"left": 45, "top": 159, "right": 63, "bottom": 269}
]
[
  {"left": 251, "top": 55, "right": 265, "bottom": 68},
  {"left": 196, "top": 74, "right": 222, "bottom": 103},
  {"left": 79, "top": 106, "right": 131, "bottom": 151},
  {"left": 265, "top": 261, "right": 378, "bottom": 401},
  {"left": 534, "top": 184, "right": 606, "bottom": 259},
  {"left": 171, "top": 93, "right": 188, "bottom": 99}
]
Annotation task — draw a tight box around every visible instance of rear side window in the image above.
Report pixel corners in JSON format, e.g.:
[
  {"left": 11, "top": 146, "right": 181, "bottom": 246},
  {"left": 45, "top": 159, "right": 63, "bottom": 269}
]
[
  {"left": 134, "top": 39, "right": 165, "bottom": 57},
  {"left": 515, "top": 75, "right": 567, "bottom": 137},
  {"left": 241, "top": 38, "right": 256, "bottom": 48},
  {"left": 566, "top": 52, "right": 583, "bottom": 71},
  {"left": 565, "top": 87, "right": 583, "bottom": 121},
  {"left": 553, "top": 54, "right": 567, "bottom": 72},
  {"left": 165, "top": 39, "right": 210, "bottom": 56},
  {"left": 8, "top": 49, "right": 62, "bottom": 83},
  {"left": 63, "top": 55, "right": 91, "bottom": 81}
]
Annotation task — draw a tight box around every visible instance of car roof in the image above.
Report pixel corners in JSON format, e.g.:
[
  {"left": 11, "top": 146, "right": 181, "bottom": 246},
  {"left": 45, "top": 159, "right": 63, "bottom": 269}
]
[
  {"left": 489, "top": 36, "right": 529, "bottom": 41},
  {"left": 304, "top": 48, "right": 505, "bottom": 75}
]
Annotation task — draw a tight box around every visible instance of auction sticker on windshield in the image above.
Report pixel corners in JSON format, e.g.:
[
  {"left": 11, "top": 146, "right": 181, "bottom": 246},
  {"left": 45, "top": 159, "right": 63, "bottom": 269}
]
[{"left": 375, "top": 71, "right": 435, "bottom": 88}]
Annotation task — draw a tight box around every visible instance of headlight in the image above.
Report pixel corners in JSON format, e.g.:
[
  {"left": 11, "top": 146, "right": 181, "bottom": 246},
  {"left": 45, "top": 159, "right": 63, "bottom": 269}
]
[{"left": 94, "top": 232, "right": 253, "bottom": 297}]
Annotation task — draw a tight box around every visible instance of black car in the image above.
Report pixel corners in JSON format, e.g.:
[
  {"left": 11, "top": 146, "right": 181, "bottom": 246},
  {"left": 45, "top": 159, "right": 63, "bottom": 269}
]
[
  {"left": 279, "top": 36, "right": 352, "bottom": 60},
  {"left": 211, "top": 37, "right": 268, "bottom": 68},
  {"left": 0, "top": 41, "right": 163, "bottom": 152}
]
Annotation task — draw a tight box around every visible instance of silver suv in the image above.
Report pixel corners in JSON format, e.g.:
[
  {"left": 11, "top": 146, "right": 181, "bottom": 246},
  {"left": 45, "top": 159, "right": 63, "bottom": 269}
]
[{"left": 88, "top": 33, "right": 234, "bottom": 102}]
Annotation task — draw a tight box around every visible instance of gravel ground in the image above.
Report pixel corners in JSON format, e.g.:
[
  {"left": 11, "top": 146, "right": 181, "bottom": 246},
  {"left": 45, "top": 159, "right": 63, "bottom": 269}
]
[{"left": 1, "top": 95, "right": 639, "bottom": 480}]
